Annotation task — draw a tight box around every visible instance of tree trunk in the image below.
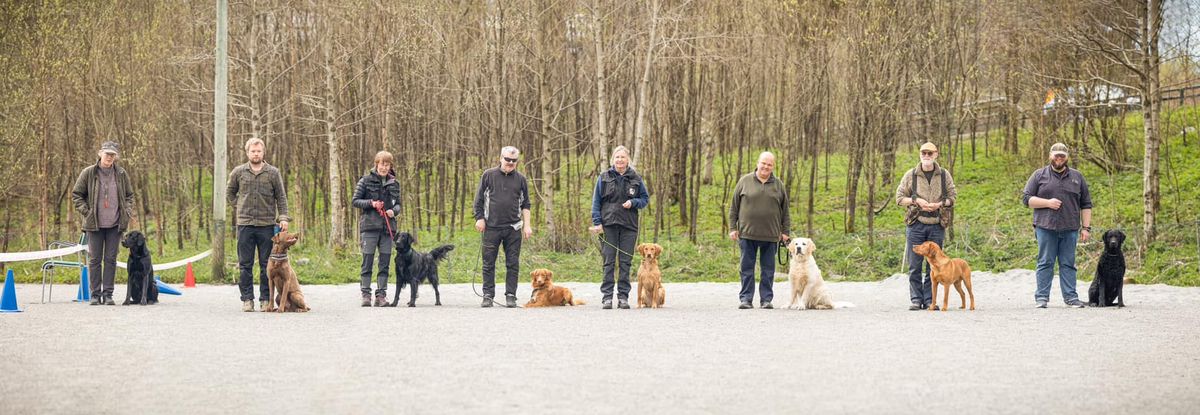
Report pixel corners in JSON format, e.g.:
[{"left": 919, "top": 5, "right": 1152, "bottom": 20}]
[{"left": 630, "top": 0, "right": 658, "bottom": 167}]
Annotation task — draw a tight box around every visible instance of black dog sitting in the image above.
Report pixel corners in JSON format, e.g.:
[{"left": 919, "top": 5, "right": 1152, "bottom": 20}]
[
  {"left": 391, "top": 232, "right": 454, "bottom": 307},
  {"left": 121, "top": 231, "right": 158, "bottom": 305},
  {"left": 1088, "top": 229, "right": 1126, "bottom": 308}
]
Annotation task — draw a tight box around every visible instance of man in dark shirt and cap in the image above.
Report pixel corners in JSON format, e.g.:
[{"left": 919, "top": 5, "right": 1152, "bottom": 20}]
[{"left": 1022, "top": 142, "right": 1092, "bottom": 309}]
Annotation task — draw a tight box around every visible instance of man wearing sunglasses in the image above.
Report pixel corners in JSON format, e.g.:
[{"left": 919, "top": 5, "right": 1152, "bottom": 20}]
[
  {"left": 473, "top": 146, "right": 533, "bottom": 308},
  {"left": 1022, "top": 142, "right": 1092, "bottom": 309},
  {"left": 895, "top": 142, "right": 957, "bottom": 311}
]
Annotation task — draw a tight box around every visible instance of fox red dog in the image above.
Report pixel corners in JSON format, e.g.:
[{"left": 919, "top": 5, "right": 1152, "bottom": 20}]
[{"left": 912, "top": 241, "right": 974, "bottom": 311}]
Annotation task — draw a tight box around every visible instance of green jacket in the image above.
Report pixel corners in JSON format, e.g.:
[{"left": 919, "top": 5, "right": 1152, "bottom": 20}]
[
  {"left": 71, "top": 162, "right": 135, "bottom": 232},
  {"left": 226, "top": 162, "right": 291, "bottom": 227},
  {"left": 729, "top": 171, "right": 791, "bottom": 242}
]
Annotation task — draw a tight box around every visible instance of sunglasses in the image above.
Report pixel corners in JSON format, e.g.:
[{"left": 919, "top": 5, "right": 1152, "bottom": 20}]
[
  {"left": 1051, "top": 154, "right": 1068, "bottom": 159},
  {"left": 921, "top": 151, "right": 935, "bottom": 156},
  {"left": 503, "top": 157, "right": 518, "bottom": 163}
]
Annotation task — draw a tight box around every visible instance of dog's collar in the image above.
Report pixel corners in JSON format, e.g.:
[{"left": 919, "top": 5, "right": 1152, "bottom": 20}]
[{"left": 269, "top": 253, "right": 289, "bottom": 261}]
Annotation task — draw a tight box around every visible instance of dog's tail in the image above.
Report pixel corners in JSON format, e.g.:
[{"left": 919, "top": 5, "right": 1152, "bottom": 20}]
[
  {"left": 430, "top": 245, "right": 455, "bottom": 261},
  {"left": 570, "top": 298, "right": 587, "bottom": 306},
  {"left": 833, "top": 301, "right": 856, "bottom": 309}
]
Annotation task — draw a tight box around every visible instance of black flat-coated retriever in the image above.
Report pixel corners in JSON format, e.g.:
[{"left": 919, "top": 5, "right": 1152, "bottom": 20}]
[
  {"left": 391, "top": 232, "right": 454, "bottom": 307},
  {"left": 1088, "top": 229, "right": 1126, "bottom": 307},
  {"left": 121, "top": 231, "right": 158, "bottom": 305}
]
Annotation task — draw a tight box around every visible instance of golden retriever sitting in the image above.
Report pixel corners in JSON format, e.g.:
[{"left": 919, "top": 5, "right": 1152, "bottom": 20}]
[
  {"left": 526, "top": 269, "right": 585, "bottom": 307},
  {"left": 265, "top": 230, "right": 309, "bottom": 313},
  {"left": 911, "top": 241, "right": 974, "bottom": 311},
  {"left": 785, "top": 238, "right": 837, "bottom": 310},
  {"left": 635, "top": 243, "right": 666, "bottom": 308}
]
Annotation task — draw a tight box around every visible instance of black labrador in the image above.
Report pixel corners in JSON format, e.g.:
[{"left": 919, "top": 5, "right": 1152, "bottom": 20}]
[
  {"left": 121, "top": 231, "right": 158, "bottom": 305},
  {"left": 391, "top": 232, "right": 454, "bottom": 307},
  {"left": 1088, "top": 229, "right": 1126, "bottom": 308}
]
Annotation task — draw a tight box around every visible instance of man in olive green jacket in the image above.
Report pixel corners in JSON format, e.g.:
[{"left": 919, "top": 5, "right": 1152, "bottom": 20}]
[
  {"left": 72, "top": 141, "right": 136, "bottom": 305},
  {"left": 226, "top": 138, "right": 290, "bottom": 312},
  {"left": 729, "top": 151, "right": 791, "bottom": 309}
]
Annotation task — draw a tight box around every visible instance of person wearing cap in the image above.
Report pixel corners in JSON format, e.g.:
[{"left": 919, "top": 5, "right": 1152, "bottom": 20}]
[
  {"left": 226, "top": 137, "right": 290, "bottom": 312},
  {"left": 1022, "top": 142, "right": 1092, "bottom": 308},
  {"left": 71, "top": 141, "right": 136, "bottom": 306},
  {"left": 729, "top": 151, "right": 791, "bottom": 310},
  {"left": 350, "top": 150, "right": 401, "bottom": 307},
  {"left": 895, "top": 142, "right": 957, "bottom": 311}
]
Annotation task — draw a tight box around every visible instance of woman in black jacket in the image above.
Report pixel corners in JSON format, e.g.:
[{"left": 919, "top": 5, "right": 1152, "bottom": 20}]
[
  {"left": 588, "top": 146, "right": 651, "bottom": 309},
  {"left": 351, "top": 151, "right": 401, "bottom": 307}
]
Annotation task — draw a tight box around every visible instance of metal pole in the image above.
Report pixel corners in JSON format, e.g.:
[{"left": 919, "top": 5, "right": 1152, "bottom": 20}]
[{"left": 211, "top": 0, "right": 228, "bottom": 283}]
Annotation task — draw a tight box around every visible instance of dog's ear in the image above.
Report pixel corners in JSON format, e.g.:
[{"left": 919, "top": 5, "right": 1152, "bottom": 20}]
[
  {"left": 805, "top": 239, "right": 816, "bottom": 255},
  {"left": 653, "top": 244, "right": 662, "bottom": 256},
  {"left": 786, "top": 240, "right": 797, "bottom": 255},
  {"left": 635, "top": 244, "right": 645, "bottom": 255}
]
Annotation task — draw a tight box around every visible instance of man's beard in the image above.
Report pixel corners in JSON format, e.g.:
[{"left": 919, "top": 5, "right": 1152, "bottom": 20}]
[
  {"left": 1051, "top": 159, "right": 1067, "bottom": 170},
  {"left": 921, "top": 160, "right": 934, "bottom": 169}
]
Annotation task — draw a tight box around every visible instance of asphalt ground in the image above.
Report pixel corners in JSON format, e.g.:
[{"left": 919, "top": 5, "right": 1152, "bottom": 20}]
[{"left": 2, "top": 270, "right": 1198, "bottom": 414}]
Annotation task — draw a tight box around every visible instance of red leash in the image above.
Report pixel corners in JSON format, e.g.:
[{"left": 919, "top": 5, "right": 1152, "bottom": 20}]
[{"left": 375, "top": 204, "right": 395, "bottom": 240}]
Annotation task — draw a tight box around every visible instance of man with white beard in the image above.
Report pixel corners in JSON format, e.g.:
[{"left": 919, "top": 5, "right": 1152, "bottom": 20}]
[{"left": 895, "top": 142, "right": 958, "bottom": 311}]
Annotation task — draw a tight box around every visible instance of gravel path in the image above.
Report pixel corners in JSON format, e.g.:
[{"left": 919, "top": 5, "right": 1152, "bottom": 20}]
[{"left": 2, "top": 270, "right": 1198, "bottom": 414}]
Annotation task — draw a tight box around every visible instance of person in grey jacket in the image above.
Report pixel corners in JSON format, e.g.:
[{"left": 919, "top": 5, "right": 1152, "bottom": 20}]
[
  {"left": 728, "top": 151, "right": 790, "bottom": 310},
  {"left": 589, "top": 145, "right": 650, "bottom": 310},
  {"left": 351, "top": 151, "right": 401, "bottom": 307},
  {"left": 71, "top": 141, "right": 136, "bottom": 306}
]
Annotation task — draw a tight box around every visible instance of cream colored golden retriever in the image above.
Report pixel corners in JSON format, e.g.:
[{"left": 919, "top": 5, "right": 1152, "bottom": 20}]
[{"left": 786, "top": 238, "right": 852, "bottom": 310}]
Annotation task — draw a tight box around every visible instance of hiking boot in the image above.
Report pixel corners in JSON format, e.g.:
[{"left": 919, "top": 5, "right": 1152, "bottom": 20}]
[
  {"left": 89, "top": 296, "right": 102, "bottom": 306},
  {"left": 374, "top": 294, "right": 390, "bottom": 307},
  {"left": 259, "top": 300, "right": 270, "bottom": 312},
  {"left": 909, "top": 303, "right": 923, "bottom": 311},
  {"left": 242, "top": 300, "right": 254, "bottom": 312},
  {"left": 1065, "top": 299, "right": 1087, "bottom": 308},
  {"left": 481, "top": 297, "right": 494, "bottom": 308},
  {"left": 761, "top": 301, "right": 774, "bottom": 309},
  {"left": 602, "top": 299, "right": 613, "bottom": 309},
  {"left": 361, "top": 293, "right": 372, "bottom": 307},
  {"left": 103, "top": 296, "right": 116, "bottom": 306},
  {"left": 505, "top": 295, "right": 518, "bottom": 308},
  {"left": 739, "top": 301, "right": 753, "bottom": 309},
  {"left": 618, "top": 299, "right": 630, "bottom": 309},
  {"left": 1035, "top": 300, "right": 1049, "bottom": 309}
]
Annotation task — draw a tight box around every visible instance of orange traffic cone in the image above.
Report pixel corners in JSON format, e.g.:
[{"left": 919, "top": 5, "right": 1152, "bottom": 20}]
[{"left": 184, "top": 263, "right": 196, "bottom": 288}]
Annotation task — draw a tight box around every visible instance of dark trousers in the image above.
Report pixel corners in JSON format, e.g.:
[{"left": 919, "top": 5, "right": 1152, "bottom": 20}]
[
  {"left": 738, "top": 238, "right": 778, "bottom": 303},
  {"left": 600, "top": 225, "right": 637, "bottom": 301},
  {"left": 237, "top": 225, "right": 274, "bottom": 301},
  {"left": 86, "top": 227, "right": 122, "bottom": 298},
  {"left": 359, "top": 230, "right": 393, "bottom": 296},
  {"left": 481, "top": 227, "right": 522, "bottom": 298},
  {"left": 905, "top": 222, "right": 946, "bottom": 306}
]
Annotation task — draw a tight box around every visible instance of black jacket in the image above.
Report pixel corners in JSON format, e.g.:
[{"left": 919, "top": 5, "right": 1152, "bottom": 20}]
[
  {"left": 351, "top": 169, "right": 402, "bottom": 233},
  {"left": 590, "top": 167, "right": 650, "bottom": 231}
]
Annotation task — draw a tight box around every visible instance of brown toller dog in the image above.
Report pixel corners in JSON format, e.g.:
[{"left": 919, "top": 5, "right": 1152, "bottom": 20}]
[
  {"left": 911, "top": 241, "right": 974, "bottom": 311},
  {"left": 265, "top": 230, "right": 310, "bottom": 313},
  {"left": 635, "top": 243, "right": 666, "bottom": 308},
  {"left": 526, "top": 269, "right": 586, "bottom": 307}
]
